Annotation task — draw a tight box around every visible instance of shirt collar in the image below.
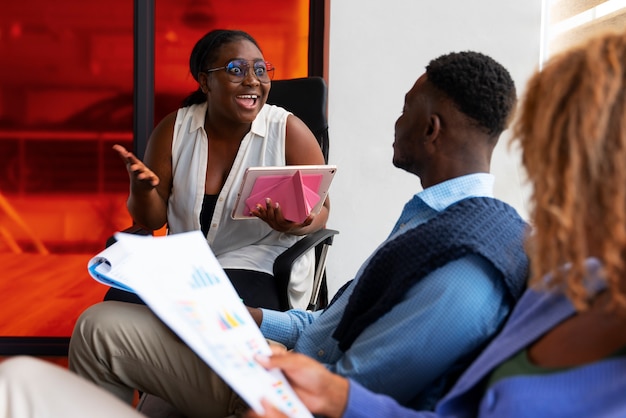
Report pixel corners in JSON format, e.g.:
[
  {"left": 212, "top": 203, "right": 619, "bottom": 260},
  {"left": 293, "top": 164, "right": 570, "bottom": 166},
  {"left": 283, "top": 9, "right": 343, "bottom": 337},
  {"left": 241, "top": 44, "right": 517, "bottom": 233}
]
[
  {"left": 417, "top": 173, "right": 495, "bottom": 212},
  {"left": 250, "top": 104, "right": 269, "bottom": 137},
  {"left": 189, "top": 102, "right": 207, "bottom": 133}
]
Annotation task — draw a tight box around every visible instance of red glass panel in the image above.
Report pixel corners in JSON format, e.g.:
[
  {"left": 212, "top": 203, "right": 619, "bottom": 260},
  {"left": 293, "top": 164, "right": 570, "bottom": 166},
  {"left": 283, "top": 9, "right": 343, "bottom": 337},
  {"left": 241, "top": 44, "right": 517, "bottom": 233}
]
[
  {"left": 154, "top": 1, "right": 310, "bottom": 116},
  {"left": 0, "top": 0, "right": 310, "bottom": 339}
]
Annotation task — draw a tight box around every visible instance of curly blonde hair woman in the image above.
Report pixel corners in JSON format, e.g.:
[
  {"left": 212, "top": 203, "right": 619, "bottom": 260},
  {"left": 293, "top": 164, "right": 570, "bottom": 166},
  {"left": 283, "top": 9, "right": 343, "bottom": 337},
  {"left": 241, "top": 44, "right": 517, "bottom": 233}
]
[{"left": 515, "top": 30, "right": 626, "bottom": 312}]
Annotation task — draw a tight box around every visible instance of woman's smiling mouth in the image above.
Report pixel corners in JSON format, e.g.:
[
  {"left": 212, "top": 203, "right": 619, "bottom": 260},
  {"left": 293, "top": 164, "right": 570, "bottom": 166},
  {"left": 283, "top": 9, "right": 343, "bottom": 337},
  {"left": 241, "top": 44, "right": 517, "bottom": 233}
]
[{"left": 236, "top": 94, "right": 259, "bottom": 108}]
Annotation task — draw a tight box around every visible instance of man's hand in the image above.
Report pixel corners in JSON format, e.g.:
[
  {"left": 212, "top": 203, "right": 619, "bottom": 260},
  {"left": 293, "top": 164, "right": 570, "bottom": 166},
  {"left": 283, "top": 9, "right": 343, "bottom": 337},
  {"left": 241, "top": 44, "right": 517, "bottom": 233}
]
[
  {"left": 247, "top": 348, "right": 349, "bottom": 418},
  {"left": 247, "top": 306, "right": 263, "bottom": 327}
]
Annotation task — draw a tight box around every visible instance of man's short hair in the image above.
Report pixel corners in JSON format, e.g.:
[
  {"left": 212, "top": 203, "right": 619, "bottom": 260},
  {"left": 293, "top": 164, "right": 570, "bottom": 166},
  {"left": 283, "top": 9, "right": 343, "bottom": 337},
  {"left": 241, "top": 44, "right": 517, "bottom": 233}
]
[{"left": 426, "top": 51, "right": 516, "bottom": 136}]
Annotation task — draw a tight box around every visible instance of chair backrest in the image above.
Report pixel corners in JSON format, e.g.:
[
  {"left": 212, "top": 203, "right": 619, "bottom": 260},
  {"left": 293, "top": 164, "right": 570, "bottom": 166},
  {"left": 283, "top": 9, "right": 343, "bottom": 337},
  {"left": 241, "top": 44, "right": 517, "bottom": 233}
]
[
  {"left": 266, "top": 77, "right": 330, "bottom": 163},
  {"left": 266, "top": 76, "right": 333, "bottom": 311}
]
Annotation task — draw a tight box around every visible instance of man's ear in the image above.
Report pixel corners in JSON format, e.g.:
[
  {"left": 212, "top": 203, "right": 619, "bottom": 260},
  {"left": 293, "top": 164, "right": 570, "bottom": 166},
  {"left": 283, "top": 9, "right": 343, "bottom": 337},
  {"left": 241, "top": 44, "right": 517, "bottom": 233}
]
[{"left": 426, "top": 114, "right": 441, "bottom": 141}]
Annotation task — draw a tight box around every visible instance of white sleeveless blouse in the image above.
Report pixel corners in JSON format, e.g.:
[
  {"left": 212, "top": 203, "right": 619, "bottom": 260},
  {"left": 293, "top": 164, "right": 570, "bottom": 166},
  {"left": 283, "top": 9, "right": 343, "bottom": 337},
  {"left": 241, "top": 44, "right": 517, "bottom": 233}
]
[{"left": 166, "top": 102, "right": 314, "bottom": 309}]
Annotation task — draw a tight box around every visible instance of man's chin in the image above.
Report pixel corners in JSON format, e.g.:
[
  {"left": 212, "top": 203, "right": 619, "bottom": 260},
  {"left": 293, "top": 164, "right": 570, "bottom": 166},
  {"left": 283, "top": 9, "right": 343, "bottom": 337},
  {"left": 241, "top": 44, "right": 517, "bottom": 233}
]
[{"left": 392, "top": 159, "right": 417, "bottom": 176}]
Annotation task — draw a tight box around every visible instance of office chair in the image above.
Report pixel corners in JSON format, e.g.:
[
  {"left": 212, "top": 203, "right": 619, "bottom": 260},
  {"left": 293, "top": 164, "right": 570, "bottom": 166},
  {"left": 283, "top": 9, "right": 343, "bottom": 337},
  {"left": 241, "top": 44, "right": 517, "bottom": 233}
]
[
  {"left": 105, "top": 76, "right": 338, "bottom": 312},
  {"left": 267, "top": 76, "right": 337, "bottom": 311}
]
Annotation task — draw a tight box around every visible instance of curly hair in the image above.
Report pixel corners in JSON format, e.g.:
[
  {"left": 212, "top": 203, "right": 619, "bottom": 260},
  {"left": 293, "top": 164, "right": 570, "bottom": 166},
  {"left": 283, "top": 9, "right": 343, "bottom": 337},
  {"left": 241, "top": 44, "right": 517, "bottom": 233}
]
[
  {"left": 183, "top": 29, "right": 262, "bottom": 106},
  {"left": 426, "top": 51, "right": 517, "bottom": 137},
  {"left": 512, "top": 30, "right": 626, "bottom": 311}
]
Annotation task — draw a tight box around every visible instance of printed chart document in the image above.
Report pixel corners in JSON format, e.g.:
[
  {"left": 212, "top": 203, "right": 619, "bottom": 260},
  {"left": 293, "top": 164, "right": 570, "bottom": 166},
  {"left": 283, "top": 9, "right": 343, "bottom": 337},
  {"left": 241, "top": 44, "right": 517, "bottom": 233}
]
[{"left": 87, "top": 231, "right": 312, "bottom": 418}]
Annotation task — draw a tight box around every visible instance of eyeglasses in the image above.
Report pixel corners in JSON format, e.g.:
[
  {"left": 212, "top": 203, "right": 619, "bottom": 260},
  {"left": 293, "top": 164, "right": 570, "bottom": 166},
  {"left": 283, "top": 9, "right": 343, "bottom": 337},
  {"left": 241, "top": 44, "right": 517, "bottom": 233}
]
[{"left": 205, "top": 59, "right": 275, "bottom": 84}]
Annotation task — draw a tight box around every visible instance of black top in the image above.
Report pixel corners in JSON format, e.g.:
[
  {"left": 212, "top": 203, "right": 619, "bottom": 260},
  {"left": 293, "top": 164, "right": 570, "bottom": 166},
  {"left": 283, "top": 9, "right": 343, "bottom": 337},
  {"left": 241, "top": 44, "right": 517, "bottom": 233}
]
[{"left": 200, "top": 194, "right": 219, "bottom": 236}]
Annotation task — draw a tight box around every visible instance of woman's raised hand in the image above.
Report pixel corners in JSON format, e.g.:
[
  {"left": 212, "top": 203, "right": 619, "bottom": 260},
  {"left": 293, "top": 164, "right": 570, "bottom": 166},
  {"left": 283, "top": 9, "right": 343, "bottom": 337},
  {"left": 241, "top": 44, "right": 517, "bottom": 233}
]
[{"left": 113, "top": 144, "right": 160, "bottom": 188}]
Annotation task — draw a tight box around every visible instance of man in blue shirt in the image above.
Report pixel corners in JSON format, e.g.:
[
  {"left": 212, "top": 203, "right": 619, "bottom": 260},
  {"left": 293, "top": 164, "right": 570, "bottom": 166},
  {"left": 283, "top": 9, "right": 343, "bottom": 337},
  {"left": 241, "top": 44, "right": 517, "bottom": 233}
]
[{"left": 69, "top": 50, "right": 528, "bottom": 417}]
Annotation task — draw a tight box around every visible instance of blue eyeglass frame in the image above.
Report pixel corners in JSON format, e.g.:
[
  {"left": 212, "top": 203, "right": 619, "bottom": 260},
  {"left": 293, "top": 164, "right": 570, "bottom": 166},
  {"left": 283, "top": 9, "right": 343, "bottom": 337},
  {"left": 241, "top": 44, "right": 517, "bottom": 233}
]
[{"left": 205, "top": 59, "right": 275, "bottom": 83}]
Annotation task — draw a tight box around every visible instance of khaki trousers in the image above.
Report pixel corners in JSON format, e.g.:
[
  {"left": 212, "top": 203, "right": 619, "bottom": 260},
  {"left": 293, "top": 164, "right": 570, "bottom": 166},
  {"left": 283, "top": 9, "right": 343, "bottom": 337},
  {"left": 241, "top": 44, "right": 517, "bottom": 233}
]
[
  {"left": 69, "top": 301, "right": 247, "bottom": 418},
  {"left": 0, "top": 356, "right": 143, "bottom": 418}
]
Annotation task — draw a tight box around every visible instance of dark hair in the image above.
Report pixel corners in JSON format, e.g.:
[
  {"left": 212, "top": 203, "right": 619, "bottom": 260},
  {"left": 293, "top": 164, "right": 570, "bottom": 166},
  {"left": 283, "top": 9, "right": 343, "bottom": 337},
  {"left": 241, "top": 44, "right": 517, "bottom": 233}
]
[
  {"left": 183, "top": 29, "right": 262, "bottom": 106},
  {"left": 426, "top": 51, "right": 516, "bottom": 136}
]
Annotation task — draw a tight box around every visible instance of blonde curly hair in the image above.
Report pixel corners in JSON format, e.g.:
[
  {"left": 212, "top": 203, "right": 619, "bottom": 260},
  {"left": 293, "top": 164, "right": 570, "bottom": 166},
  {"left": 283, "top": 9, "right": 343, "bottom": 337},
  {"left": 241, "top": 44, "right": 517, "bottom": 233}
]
[{"left": 512, "top": 30, "right": 626, "bottom": 311}]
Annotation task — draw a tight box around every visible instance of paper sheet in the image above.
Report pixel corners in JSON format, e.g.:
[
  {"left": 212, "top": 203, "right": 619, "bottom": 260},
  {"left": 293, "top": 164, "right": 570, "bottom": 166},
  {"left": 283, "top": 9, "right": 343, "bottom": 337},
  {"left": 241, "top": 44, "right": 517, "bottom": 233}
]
[{"left": 87, "top": 231, "right": 312, "bottom": 418}]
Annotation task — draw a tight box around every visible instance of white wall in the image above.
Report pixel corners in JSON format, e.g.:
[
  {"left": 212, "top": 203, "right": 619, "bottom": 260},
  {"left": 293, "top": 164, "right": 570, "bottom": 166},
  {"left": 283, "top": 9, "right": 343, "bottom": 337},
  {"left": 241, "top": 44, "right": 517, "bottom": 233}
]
[{"left": 324, "top": 0, "right": 542, "bottom": 296}]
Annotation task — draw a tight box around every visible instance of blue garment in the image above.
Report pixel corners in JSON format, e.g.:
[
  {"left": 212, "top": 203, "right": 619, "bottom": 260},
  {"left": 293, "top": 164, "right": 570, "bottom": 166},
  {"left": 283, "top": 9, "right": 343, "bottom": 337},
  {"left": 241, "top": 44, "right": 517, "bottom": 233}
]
[
  {"left": 260, "top": 173, "right": 523, "bottom": 409},
  {"left": 332, "top": 197, "right": 528, "bottom": 352},
  {"left": 343, "top": 258, "right": 626, "bottom": 418}
]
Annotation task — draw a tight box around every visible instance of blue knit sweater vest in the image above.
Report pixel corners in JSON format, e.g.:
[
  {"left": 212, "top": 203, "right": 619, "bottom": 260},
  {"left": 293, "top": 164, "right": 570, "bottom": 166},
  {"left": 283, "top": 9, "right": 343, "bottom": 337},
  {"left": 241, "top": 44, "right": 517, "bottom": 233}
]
[{"left": 332, "top": 197, "right": 529, "bottom": 351}]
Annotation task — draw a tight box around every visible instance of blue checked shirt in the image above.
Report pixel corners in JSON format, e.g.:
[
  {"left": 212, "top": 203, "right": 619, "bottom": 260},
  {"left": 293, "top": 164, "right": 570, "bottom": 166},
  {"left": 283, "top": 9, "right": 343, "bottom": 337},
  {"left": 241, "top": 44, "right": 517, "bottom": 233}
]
[{"left": 260, "top": 173, "right": 512, "bottom": 408}]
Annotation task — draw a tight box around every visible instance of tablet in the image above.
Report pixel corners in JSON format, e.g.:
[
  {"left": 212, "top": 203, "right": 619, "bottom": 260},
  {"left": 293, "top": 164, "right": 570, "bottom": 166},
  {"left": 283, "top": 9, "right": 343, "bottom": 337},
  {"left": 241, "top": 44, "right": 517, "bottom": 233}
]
[{"left": 232, "top": 165, "right": 337, "bottom": 223}]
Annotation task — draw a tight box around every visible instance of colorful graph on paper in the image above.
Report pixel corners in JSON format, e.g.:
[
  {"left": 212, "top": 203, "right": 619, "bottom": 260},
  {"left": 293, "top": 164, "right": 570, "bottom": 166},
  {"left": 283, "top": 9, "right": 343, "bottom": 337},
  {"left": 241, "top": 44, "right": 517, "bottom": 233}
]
[{"left": 96, "top": 230, "right": 313, "bottom": 418}]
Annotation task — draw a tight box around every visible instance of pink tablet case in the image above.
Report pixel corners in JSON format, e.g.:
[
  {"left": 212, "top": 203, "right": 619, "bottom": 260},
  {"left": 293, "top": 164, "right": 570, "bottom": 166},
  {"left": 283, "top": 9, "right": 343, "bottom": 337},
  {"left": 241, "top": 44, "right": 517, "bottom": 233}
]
[{"left": 244, "top": 170, "right": 323, "bottom": 223}]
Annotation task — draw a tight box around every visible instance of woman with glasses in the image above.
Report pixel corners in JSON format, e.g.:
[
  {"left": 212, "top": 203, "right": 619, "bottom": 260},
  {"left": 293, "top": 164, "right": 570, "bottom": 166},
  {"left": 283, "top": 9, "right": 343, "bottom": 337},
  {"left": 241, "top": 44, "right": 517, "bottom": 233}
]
[{"left": 111, "top": 29, "right": 329, "bottom": 311}]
